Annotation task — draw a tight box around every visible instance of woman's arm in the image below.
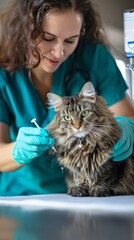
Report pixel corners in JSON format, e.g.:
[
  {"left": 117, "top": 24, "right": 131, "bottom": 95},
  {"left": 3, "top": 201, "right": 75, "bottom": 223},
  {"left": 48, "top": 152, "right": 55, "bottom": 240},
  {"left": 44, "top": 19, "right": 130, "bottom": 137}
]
[
  {"left": 109, "top": 96, "right": 134, "bottom": 120},
  {"left": 0, "top": 122, "right": 23, "bottom": 172},
  {"left": 108, "top": 96, "right": 134, "bottom": 161}
]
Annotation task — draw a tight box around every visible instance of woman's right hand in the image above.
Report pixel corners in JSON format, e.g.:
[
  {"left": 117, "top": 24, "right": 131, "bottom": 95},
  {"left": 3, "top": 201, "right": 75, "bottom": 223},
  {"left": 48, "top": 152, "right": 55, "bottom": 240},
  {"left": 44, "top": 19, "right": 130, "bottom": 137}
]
[{"left": 12, "top": 127, "right": 55, "bottom": 164}]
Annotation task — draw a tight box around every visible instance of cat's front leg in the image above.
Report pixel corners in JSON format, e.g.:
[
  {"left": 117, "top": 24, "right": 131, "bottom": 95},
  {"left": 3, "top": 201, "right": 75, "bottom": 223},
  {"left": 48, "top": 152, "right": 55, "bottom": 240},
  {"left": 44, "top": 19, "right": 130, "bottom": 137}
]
[
  {"left": 69, "top": 186, "right": 89, "bottom": 197},
  {"left": 68, "top": 173, "right": 89, "bottom": 197},
  {"left": 88, "top": 182, "right": 110, "bottom": 197}
]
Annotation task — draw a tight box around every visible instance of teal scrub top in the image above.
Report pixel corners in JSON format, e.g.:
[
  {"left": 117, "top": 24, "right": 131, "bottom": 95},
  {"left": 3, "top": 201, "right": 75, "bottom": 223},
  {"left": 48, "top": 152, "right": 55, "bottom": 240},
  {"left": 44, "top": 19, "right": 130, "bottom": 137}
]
[{"left": 0, "top": 43, "right": 127, "bottom": 196}]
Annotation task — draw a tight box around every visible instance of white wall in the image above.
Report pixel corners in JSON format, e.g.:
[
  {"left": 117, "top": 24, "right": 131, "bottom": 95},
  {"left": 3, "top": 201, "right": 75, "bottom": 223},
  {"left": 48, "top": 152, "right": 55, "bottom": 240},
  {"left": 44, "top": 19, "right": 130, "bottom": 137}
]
[
  {"left": 0, "top": 0, "right": 10, "bottom": 10},
  {"left": 94, "top": 0, "right": 134, "bottom": 57}
]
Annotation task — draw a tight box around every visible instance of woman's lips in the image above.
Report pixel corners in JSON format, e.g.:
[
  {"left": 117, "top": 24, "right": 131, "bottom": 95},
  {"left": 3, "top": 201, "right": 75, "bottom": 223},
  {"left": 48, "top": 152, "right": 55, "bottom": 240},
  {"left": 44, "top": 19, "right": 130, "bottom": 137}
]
[{"left": 45, "top": 57, "right": 60, "bottom": 65}]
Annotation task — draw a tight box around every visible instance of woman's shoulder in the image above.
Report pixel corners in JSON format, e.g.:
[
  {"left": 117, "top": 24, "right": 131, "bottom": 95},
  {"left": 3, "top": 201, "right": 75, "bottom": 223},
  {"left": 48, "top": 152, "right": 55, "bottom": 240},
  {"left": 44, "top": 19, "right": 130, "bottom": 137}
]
[
  {"left": 0, "top": 67, "right": 7, "bottom": 78},
  {"left": 80, "top": 42, "right": 112, "bottom": 58},
  {"left": 65, "top": 42, "right": 113, "bottom": 74},
  {"left": 0, "top": 67, "right": 28, "bottom": 88},
  {"left": 0, "top": 67, "right": 9, "bottom": 88},
  {"left": 77, "top": 42, "right": 116, "bottom": 70}
]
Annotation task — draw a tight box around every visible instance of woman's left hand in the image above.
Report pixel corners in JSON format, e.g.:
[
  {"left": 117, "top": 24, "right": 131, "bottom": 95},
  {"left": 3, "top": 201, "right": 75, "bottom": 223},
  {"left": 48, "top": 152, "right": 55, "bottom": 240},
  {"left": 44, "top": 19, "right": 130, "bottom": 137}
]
[{"left": 111, "top": 116, "right": 134, "bottom": 161}]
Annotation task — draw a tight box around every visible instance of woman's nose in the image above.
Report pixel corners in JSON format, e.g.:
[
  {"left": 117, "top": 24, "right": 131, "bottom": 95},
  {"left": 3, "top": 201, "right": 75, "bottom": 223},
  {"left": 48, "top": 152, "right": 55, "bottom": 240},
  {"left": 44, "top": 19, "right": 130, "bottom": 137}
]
[{"left": 51, "top": 43, "right": 64, "bottom": 59}]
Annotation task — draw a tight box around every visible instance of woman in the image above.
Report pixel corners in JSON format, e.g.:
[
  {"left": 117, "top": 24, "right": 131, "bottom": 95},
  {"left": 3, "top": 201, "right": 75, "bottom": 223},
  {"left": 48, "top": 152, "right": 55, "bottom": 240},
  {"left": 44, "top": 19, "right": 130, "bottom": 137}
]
[{"left": 0, "top": 0, "right": 134, "bottom": 196}]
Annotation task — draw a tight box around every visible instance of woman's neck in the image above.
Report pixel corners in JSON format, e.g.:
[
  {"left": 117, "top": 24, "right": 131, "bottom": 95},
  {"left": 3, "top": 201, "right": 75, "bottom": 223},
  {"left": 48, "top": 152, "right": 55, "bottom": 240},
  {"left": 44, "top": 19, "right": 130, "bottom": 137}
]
[
  {"left": 31, "top": 68, "right": 53, "bottom": 87},
  {"left": 30, "top": 67, "right": 53, "bottom": 105}
]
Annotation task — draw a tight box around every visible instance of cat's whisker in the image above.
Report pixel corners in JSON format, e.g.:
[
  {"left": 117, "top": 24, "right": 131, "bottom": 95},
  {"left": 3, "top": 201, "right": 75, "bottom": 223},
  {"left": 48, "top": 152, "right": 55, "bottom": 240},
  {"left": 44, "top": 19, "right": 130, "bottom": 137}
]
[
  {"left": 90, "top": 126, "right": 115, "bottom": 145},
  {"left": 93, "top": 127, "right": 113, "bottom": 142},
  {"left": 93, "top": 127, "right": 114, "bottom": 142},
  {"left": 87, "top": 128, "right": 108, "bottom": 141},
  {"left": 87, "top": 127, "right": 99, "bottom": 138},
  {"left": 93, "top": 124, "right": 120, "bottom": 135},
  {"left": 45, "top": 152, "right": 54, "bottom": 162},
  {"left": 46, "top": 151, "right": 62, "bottom": 169},
  {"left": 98, "top": 129, "right": 116, "bottom": 144}
]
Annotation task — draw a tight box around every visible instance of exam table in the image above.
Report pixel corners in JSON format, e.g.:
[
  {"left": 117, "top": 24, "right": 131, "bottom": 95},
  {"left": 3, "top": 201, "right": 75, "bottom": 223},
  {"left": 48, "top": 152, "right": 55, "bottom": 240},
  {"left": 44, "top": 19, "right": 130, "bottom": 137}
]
[{"left": 0, "top": 194, "right": 134, "bottom": 240}]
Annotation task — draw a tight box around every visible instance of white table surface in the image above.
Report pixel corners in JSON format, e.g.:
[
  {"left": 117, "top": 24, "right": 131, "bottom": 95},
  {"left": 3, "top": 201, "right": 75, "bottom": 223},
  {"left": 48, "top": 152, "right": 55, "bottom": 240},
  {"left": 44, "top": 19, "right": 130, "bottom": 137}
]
[{"left": 0, "top": 194, "right": 134, "bottom": 214}]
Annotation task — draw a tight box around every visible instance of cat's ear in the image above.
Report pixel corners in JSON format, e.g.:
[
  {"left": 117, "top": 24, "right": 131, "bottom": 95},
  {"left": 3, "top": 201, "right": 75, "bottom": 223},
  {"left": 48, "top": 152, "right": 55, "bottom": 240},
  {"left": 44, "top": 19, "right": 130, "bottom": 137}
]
[
  {"left": 47, "top": 93, "right": 64, "bottom": 111},
  {"left": 79, "top": 82, "right": 96, "bottom": 103}
]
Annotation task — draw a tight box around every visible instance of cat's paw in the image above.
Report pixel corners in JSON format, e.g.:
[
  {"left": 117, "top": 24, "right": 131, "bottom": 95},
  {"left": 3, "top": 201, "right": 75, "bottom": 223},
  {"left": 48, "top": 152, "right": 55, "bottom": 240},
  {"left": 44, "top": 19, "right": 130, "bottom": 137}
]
[
  {"left": 89, "top": 185, "right": 110, "bottom": 197},
  {"left": 69, "top": 186, "right": 89, "bottom": 197}
]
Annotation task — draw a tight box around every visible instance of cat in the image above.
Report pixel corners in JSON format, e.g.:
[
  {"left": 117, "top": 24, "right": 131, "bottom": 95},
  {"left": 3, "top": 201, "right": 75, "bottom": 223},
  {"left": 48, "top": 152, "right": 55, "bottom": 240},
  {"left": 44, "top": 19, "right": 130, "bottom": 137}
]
[{"left": 46, "top": 82, "right": 134, "bottom": 197}]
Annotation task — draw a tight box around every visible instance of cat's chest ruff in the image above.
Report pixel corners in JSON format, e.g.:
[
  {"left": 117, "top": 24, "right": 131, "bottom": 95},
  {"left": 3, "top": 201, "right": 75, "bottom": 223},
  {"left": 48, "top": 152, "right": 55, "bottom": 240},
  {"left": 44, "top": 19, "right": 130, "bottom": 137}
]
[{"left": 58, "top": 147, "right": 89, "bottom": 171}]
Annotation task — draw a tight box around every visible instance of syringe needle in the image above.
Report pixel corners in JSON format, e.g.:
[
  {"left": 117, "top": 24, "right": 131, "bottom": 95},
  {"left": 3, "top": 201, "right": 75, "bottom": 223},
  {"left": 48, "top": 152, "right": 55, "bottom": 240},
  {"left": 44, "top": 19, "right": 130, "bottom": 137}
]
[{"left": 31, "top": 118, "right": 57, "bottom": 152}]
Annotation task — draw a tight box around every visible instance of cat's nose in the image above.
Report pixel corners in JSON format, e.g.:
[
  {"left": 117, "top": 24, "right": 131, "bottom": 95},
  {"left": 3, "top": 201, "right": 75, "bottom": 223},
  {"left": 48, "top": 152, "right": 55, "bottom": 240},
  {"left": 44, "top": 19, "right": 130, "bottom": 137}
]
[{"left": 73, "top": 121, "right": 81, "bottom": 130}]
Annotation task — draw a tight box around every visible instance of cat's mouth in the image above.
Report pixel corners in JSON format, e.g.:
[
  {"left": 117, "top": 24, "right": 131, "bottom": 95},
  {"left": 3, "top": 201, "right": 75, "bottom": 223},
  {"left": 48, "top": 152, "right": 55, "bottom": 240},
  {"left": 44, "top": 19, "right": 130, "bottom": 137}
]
[{"left": 74, "top": 131, "right": 87, "bottom": 138}]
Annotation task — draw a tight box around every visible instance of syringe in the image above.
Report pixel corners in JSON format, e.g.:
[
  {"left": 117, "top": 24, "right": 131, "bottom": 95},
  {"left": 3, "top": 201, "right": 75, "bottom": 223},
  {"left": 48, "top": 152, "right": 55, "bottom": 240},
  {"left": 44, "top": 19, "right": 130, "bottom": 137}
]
[{"left": 31, "top": 118, "right": 57, "bottom": 152}]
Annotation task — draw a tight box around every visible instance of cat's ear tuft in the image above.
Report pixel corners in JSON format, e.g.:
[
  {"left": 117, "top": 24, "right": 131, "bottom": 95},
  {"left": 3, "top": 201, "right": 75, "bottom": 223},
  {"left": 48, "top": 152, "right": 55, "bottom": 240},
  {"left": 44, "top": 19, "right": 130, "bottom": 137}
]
[
  {"left": 79, "top": 82, "right": 96, "bottom": 103},
  {"left": 47, "top": 93, "right": 64, "bottom": 111}
]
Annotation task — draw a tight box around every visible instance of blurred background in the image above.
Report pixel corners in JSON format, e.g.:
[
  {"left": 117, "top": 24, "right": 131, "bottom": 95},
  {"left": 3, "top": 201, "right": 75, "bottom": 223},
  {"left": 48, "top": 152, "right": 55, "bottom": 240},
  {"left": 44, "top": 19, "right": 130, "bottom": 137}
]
[{"left": 0, "top": 0, "right": 134, "bottom": 100}]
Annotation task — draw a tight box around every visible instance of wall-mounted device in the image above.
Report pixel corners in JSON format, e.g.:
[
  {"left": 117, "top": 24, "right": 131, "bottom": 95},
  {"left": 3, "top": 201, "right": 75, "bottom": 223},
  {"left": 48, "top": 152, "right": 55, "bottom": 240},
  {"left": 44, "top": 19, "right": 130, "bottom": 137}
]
[
  {"left": 124, "top": 9, "right": 134, "bottom": 58},
  {"left": 124, "top": 9, "right": 134, "bottom": 102}
]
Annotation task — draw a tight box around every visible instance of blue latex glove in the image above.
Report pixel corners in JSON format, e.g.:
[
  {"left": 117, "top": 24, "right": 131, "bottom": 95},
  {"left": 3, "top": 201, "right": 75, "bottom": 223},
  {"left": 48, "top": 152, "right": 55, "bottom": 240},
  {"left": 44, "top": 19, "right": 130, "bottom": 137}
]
[
  {"left": 111, "top": 116, "right": 134, "bottom": 161},
  {"left": 12, "top": 127, "right": 55, "bottom": 164}
]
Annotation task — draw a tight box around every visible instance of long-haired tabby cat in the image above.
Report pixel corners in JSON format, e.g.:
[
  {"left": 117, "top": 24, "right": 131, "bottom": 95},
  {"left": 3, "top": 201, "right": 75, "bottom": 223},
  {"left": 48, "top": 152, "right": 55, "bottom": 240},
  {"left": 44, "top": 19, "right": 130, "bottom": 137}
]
[{"left": 47, "top": 82, "right": 134, "bottom": 197}]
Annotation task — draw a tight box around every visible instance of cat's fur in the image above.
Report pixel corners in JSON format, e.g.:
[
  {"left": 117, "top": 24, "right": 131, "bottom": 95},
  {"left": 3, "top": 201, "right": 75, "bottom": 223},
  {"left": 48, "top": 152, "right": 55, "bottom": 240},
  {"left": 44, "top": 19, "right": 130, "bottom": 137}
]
[{"left": 47, "top": 82, "right": 134, "bottom": 197}]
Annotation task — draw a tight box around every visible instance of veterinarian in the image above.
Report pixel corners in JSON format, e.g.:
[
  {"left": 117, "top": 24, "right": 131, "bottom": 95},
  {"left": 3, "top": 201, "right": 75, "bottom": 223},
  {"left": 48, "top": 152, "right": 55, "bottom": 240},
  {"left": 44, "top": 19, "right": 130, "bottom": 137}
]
[{"left": 0, "top": 0, "right": 134, "bottom": 196}]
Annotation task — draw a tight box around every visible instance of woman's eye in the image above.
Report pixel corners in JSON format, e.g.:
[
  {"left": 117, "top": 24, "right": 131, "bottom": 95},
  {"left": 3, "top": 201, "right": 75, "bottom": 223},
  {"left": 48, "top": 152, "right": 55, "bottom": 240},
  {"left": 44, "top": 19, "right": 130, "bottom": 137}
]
[
  {"left": 41, "top": 33, "right": 55, "bottom": 42},
  {"left": 81, "top": 110, "right": 90, "bottom": 118},
  {"left": 43, "top": 37, "right": 55, "bottom": 42},
  {"left": 63, "top": 115, "right": 72, "bottom": 121},
  {"left": 65, "top": 40, "right": 75, "bottom": 44}
]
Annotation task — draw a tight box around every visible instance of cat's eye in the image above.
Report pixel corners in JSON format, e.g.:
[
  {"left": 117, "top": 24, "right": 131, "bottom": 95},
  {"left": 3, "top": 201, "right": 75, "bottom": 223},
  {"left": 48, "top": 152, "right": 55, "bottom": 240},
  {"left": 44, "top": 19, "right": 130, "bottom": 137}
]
[
  {"left": 63, "top": 115, "right": 72, "bottom": 121},
  {"left": 81, "top": 110, "right": 90, "bottom": 118}
]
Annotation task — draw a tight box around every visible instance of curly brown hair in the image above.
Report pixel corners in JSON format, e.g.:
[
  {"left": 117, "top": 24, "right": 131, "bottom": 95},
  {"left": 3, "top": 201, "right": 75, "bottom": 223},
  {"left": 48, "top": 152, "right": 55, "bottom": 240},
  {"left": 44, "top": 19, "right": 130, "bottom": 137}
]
[{"left": 0, "top": 0, "right": 108, "bottom": 71}]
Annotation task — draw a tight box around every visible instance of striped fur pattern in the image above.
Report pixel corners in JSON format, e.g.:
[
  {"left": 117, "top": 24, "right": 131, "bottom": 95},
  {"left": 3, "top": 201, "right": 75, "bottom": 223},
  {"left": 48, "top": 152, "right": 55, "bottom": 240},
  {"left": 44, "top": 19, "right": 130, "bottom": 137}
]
[{"left": 47, "top": 82, "right": 134, "bottom": 197}]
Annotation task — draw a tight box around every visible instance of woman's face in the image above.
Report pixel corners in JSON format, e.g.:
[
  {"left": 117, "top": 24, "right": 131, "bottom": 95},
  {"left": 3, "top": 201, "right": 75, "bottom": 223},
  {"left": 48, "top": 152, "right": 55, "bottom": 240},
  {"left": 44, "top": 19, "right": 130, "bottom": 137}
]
[{"left": 35, "top": 9, "right": 83, "bottom": 73}]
